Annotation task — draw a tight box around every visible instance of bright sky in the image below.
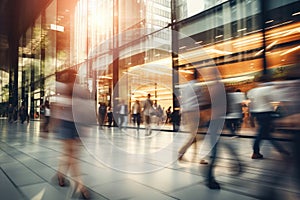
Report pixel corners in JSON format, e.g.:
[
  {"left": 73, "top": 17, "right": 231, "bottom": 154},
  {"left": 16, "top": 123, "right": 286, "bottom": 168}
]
[
  {"left": 186, "top": 0, "right": 205, "bottom": 17},
  {"left": 186, "top": 0, "right": 229, "bottom": 17}
]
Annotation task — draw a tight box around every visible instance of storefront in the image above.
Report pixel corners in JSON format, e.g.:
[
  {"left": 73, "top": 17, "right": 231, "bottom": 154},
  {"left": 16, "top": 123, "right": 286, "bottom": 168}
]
[{"left": 15, "top": 0, "right": 300, "bottom": 125}]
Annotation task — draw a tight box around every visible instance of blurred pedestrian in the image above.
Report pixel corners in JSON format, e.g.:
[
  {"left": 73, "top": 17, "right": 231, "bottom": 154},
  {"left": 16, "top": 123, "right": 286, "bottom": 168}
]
[
  {"left": 199, "top": 67, "right": 227, "bottom": 190},
  {"left": 165, "top": 106, "right": 172, "bottom": 123},
  {"left": 118, "top": 100, "right": 128, "bottom": 129},
  {"left": 13, "top": 105, "right": 18, "bottom": 122},
  {"left": 178, "top": 70, "right": 209, "bottom": 164},
  {"left": 107, "top": 106, "right": 113, "bottom": 127},
  {"left": 247, "top": 77, "right": 290, "bottom": 159},
  {"left": 171, "top": 108, "right": 181, "bottom": 132},
  {"left": 7, "top": 104, "right": 14, "bottom": 123},
  {"left": 98, "top": 102, "right": 107, "bottom": 128},
  {"left": 42, "top": 100, "right": 51, "bottom": 131},
  {"left": 143, "top": 94, "right": 153, "bottom": 136},
  {"left": 132, "top": 100, "right": 141, "bottom": 132},
  {"left": 225, "top": 88, "right": 246, "bottom": 136},
  {"left": 51, "top": 69, "right": 90, "bottom": 199},
  {"left": 19, "top": 104, "right": 28, "bottom": 124},
  {"left": 156, "top": 104, "right": 163, "bottom": 125}
]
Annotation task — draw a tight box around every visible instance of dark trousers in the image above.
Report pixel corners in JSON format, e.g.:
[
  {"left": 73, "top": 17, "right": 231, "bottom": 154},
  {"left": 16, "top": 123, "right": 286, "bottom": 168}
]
[
  {"left": 132, "top": 113, "right": 141, "bottom": 129},
  {"left": 98, "top": 114, "right": 106, "bottom": 126},
  {"left": 207, "top": 119, "right": 222, "bottom": 181},
  {"left": 107, "top": 113, "right": 113, "bottom": 127},
  {"left": 225, "top": 118, "right": 241, "bottom": 135},
  {"left": 253, "top": 112, "right": 289, "bottom": 155}
]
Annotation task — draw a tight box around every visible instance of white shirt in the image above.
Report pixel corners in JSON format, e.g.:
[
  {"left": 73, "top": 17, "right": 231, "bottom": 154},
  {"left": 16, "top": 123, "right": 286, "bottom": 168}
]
[
  {"left": 143, "top": 98, "right": 153, "bottom": 116},
  {"left": 45, "top": 107, "right": 51, "bottom": 116},
  {"left": 247, "top": 85, "right": 275, "bottom": 113},
  {"left": 226, "top": 92, "right": 246, "bottom": 118}
]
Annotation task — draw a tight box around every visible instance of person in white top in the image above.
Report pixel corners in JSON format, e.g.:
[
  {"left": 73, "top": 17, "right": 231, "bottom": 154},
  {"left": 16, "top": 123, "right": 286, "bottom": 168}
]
[
  {"left": 42, "top": 100, "right": 51, "bottom": 132},
  {"left": 118, "top": 100, "right": 128, "bottom": 129},
  {"left": 143, "top": 94, "right": 153, "bottom": 136},
  {"left": 179, "top": 70, "right": 209, "bottom": 164},
  {"left": 226, "top": 88, "right": 246, "bottom": 136},
  {"left": 131, "top": 100, "right": 141, "bottom": 132},
  {"left": 247, "top": 79, "right": 290, "bottom": 159}
]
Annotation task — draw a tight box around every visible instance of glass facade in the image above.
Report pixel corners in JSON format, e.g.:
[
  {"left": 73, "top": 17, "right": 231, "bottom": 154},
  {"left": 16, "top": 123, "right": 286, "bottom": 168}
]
[{"left": 11, "top": 0, "right": 299, "bottom": 126}]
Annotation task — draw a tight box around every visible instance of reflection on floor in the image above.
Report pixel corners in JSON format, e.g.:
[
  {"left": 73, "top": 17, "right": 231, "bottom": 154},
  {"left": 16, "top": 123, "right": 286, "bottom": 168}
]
[{"left": 0, "top": 119, "right": 299, "bottom": 199}]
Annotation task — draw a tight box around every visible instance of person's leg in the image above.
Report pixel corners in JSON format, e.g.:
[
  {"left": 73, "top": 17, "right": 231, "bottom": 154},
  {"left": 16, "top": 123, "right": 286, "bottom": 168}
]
[
  {"left": 226, "top": 119, "right": 235, "bottom": 135},
  {"left": 68, "top": 139, "right": 90, "bottom": 198},
  {"left": 145, "top": 115, "right": 151, "bottom": 135},
  {"left": 99, "top": 114, "right": 104, "bottom": 126},
  {"left": 178, "top": 111, "right": 197, "bottom": 159},
  {"left": 206, "top": 118, "right": 222, "bottom": 189},
  {"left": 57, "top": 140, "right": 72, "bottom": 186},
  {"left": 252, "top": 113, "right": 270, "bottom": 158},
  {"left": 207, "top": 142, "right": 220, "bottom": 189},
  {"left": 253, "top": 125, "right": 263, "bottom": 155},
  {"left": 137, "top": 113, "right": 141, "bottom": 130},
  {"left": 119, "top": 115, "right": 124, "bottom": 129},
  {"left": 108, "top": 114, "right": 112, "bottom": 127},
  {"left": 133, "top": 114, "right": 136, "bottom": 126},
  {"left": 178, "top": 134, "right": 196, "bottom": 158}
]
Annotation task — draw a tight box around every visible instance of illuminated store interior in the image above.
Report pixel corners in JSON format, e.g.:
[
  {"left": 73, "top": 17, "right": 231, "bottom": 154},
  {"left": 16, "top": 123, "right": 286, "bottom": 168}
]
[{"left": 1, "top": 0, "right": 299, "bottom": 128}]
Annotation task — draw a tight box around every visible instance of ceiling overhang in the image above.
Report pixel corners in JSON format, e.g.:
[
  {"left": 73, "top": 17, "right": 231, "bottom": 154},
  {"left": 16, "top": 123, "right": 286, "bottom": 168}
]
[{"left": 0, "top": 0, "right": 52, "bottom": 72}]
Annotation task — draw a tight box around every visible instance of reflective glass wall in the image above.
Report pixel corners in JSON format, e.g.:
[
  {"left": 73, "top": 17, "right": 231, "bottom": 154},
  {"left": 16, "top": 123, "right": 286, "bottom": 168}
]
[
  {"left": 177, "top": 0, "right": 300, "bottom": 91},
  {"left": 17, "top": 0, "right": 300, "bottom": 124}
]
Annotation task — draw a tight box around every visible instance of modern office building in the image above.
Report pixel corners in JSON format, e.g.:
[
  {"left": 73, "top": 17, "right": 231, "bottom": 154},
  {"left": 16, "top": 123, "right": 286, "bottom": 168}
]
[{"left": 0, "top": 0, "right": 299, "bottom": 124}]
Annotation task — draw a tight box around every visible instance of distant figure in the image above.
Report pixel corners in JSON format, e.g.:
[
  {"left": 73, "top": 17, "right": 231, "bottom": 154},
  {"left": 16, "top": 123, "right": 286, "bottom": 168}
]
[
  {"left": 118, "top": 100, "right": 128, "bottom": 129},
  {"left": 225, "top": 88, "right": 246, "bottom": 136},
  {"left": 42, "top": 100, "right": 51, "bottom": 131},
  {"left": 165, "top": 106, "right": 172, "bottom": 123},
  {"left": 7, "top": 104, "right": 14, "bottom": 123},
  {"left": 98, "top": 102, "right": 107, "bottom": 128},
  {"left": 143, "top": 94, "right": 153, "bottom": 136},
  {"left": 19, "top": 104, "right": 28, "bottom": 124},
  {"left": 107, "top": 106, "right": 113, "bottom": 127},
  {"left": 171, "top": 108, "right": 181, "bottom": 132},
  {"left": 132, "top": 100, "right": 141, "bottom": 132},
  {"left": 19, "top": 104, "right": 27, "bottom": 124},
  {"left": 13, "top": 106, "right": 18, "bottom": 122},
  {"left": 156, "top": 104, "right": 163, "bottom": 125}
]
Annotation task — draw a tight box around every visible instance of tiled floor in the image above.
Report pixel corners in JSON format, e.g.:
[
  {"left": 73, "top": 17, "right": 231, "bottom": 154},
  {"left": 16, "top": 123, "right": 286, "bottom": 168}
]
[{"left": 0, "top": 119, "right": 299, "bottom": 199}]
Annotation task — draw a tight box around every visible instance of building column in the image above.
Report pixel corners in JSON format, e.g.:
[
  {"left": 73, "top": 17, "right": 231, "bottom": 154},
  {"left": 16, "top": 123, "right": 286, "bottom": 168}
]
[
  {"left": 8, "top": 38, "right": 19, "bottom": 108},
  {"left": 112, "top": 0, "right": 119, "bottom": 126},
  {"left": 260, "top": 0, "right": 268, "bottom": 75},
  {"left": 171, "top": 0, "right": 180, "bottom": 131}
]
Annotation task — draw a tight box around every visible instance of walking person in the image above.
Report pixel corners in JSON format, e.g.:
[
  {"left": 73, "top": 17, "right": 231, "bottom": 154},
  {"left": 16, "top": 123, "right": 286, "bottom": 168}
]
[
  {"left": 13, "top": 105, "right": 18, "bottom": 122},
  {"left": 107, "top": 106, "right": 113, "bottom": 127},
  {"left": 247, "top": 78, "right": 290, "bottom": 159},
  {"left": 156, "top": 104, "right": 163, "bottom": 125},
  {"left": 132, "top": 100, "right": 141, "bottom": 132},
  {"left": 19, "top": 104, "right": 28, "bottom": 124},
  {"left": 178, "top": 70, "right": 209, "bottom": 164},
  {"left": 143, "top": 94, "right": 153, "bottom": 136},
  {"left": 51, "top": 69, "right": 90, "bottom": 199},
  {"left": 165, "top": 106, "right": 172, "bottom": 124},
  {"left": 225, "top": 88, "right": 246, "bottom": 136},
  {"left": 7, "top": 104, "right": 14, "bottom": 123},
  {"left": 42, "top": 100, "right": 51, "bottom": 131},
  {"left": 118, "top": 100, "right": 128, "bottom": 129},
  {"left": 98, "top": 102, "right": 107, "bottom": 128}
]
